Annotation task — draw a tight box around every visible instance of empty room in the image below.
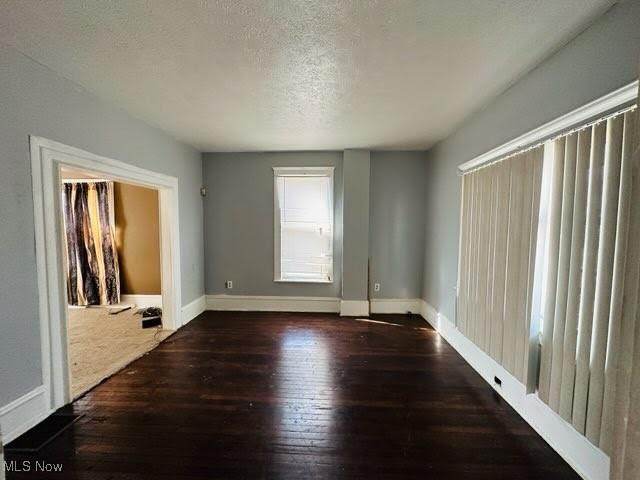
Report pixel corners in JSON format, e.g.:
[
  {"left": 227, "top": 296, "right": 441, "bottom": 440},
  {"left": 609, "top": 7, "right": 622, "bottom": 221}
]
[{"left": 1, "top": 1, "right": 640, "bottom": 479}]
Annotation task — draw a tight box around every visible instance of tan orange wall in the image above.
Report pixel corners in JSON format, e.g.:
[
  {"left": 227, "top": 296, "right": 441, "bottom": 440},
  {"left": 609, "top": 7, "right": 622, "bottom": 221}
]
[{"left": 113, "top": 182, "right": 161, "bottom": 294}]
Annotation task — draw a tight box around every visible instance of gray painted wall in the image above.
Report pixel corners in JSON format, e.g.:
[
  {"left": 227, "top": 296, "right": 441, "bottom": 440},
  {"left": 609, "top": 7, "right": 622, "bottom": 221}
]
[
  {"left": 203, "top": 152, "right": 343, "bottom": 297},
  {"left": 370, "top": 152, "right": 426, "bottom": 299},
  {"left": 0, "top": 46, "right": 204, "bottom": 407},
  {"left": 422, "top": 0, "right": 640, "bottom": 322},
  {"left": 342, "top": 150, "right": 371, "bottom": 301},
  {"left": 203, "top": 150, "right": 428, "bottom": 302}
]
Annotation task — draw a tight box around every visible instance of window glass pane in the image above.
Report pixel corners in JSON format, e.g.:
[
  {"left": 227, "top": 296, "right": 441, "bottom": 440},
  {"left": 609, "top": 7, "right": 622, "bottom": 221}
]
[{"left": 532, "top": 143, "right": 555, "bottom": 336}]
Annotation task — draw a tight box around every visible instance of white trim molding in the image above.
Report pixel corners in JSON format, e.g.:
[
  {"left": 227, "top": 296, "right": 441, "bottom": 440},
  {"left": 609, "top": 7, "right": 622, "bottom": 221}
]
[
  {"left": 339, "top": 300, "right": 370, "bottom": 317},
  {"left": 30, "top": 136, "right": 182, "bottom": 414},
  {"left": 120, "top": 294, "right": 162, "bottom": 309},
  {"left": 182, "top": 295, "right": 206, "bottom": 324},
  {"left": 1, "top": 312, "right": 195, "bottom": 447},
  {"left": 206, "top": 294, "right": 340, "bottom": 313},
  {"left": 459, "top": 80, "right": 638, "bottom": 173},
  {"left": 0, "top": 387, "right": 52, "bottom": 444},
  {"left": 369, "top": 298, "right": 422, "bottom": 314},
  {"left": 420, "top": 300, "right": 609, "bottom": 480}
]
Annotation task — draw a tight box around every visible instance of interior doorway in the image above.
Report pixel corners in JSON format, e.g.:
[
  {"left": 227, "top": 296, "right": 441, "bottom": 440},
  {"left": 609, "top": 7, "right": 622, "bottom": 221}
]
[
  {"left": 30, "top": 137, "right": 182, "bottom": 413},
  {"left": 60, "top": 168, "right": 171, "bottom": 399}
]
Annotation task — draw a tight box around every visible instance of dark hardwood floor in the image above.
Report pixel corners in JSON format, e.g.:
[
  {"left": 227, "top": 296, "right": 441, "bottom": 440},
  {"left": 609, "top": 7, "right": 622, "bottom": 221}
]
[{"left": 6, "top": 311, "right": 579, "bottom": 479}]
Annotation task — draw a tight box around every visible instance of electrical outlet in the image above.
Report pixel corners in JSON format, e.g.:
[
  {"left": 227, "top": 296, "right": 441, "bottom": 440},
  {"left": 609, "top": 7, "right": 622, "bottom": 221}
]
[
  {"left": 225, "top": 280, "right": 233, "bottom": 289},
  {"left": 374, "top": 283, "right": 380, "bottom": 292}
]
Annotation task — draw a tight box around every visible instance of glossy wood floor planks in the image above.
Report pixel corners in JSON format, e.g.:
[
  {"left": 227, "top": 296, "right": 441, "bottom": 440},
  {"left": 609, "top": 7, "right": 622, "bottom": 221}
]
[{"left": 5, "top": 311, "right": 579, "bottom": 479}]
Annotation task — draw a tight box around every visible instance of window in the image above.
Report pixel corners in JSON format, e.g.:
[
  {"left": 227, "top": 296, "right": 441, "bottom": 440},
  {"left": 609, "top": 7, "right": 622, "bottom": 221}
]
[
  {"left": 530, "top": 142, "right": 555, "bottom": 341},
  {"left": 273, "top": 167, "right": 334, "bottom": 283}
]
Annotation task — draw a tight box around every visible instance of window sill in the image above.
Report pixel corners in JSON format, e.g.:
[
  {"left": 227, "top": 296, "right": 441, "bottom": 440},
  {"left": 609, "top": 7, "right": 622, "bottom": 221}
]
[{"left": 274, "top": 278, "right": 333, "bottom": 284}]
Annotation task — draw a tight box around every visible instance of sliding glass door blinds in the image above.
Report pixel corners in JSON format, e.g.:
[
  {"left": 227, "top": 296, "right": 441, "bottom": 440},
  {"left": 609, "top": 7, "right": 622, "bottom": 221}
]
[
  {"left": 537, "top": 110, "right": 636, "bottom": 452},
  {"left": 457, "top": 89, "right": 639, "bottom": 475},
  {"left": 457, "top": 147, "right": 544, "bottom": 384},
  {"left": 610, "top": 99, "right": 640, "bottom": 480}
]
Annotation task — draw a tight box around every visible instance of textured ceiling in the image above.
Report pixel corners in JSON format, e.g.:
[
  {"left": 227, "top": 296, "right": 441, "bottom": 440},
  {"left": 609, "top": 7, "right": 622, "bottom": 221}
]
[{"left": 0, "top": 0, "right": 614, "bottom": 151}]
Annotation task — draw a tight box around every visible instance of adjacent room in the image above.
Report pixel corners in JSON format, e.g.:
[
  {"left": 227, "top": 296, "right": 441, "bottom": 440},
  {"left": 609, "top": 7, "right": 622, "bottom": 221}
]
[
  {"left": 59, "top": 168, "right": 169, "bottom": 399},
  {"left": 1, "top": 1, "right": 640, "bottom": 479}
]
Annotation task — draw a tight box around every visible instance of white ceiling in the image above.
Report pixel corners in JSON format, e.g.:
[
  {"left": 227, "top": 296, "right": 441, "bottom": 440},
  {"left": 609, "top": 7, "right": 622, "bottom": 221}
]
[{"left": 0, "top": 0, "right": 615, "bottom": 151}]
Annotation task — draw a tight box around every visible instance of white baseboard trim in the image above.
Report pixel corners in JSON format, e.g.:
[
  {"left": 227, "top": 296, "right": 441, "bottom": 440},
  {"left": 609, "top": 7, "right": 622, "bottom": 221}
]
[
  {"left": 340, "top": 300, "right": 369, "bottom": 317},
  {"left": 120, "top": 294, "right": 162, "bottom": 308},
  {"left": 206, "top": 294, "right": 340, "bottom": 313},
  {"left": 0, "top": 386, "right": 52, "bottom": 444},
  {"left": 419, "top": 300, "right": 609, "bottom": 480},
  {"left": 0, "top": 294, "right": 204, "bottom": 446},
  {"left": 0, "top": 297, "right": 206, "bottom": 445},
  {"left": 182, "top": 295, "right": 206, "bottom": 325},
  {"left": 370, "top": 298, "right": 422, "bottom": 314}
]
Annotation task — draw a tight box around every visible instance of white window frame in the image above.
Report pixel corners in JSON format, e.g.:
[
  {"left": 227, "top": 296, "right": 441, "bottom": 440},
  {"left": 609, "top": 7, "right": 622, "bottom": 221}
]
[{"left": 273, "top": 166, "right": 335, "bottom": 283}]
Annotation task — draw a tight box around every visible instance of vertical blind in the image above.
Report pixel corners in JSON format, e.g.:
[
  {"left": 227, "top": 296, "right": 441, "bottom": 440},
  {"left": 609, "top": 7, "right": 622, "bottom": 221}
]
[
  {"left": 610, "top": 99, "right": 640, "bottom": 480},
  {"left": 457, "top": 87, "right": 639, "bottom": 476},
  {"left": 457, "top": 146, "right": 544, "bottom": 384},
  {"left": 537, "top": 109, "right": 636, "bottom": 452}
]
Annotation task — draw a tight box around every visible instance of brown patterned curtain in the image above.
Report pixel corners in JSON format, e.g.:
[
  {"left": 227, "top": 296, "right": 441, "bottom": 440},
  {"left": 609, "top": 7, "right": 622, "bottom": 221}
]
[{"left": 62, "top": 181, "right": 120, "bottom": 306}]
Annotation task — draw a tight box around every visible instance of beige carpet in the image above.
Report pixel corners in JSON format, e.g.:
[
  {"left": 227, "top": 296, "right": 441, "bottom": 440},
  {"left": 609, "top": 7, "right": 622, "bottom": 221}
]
[{"left": 68, "top": 307, "right": 172, "bottom": 399}]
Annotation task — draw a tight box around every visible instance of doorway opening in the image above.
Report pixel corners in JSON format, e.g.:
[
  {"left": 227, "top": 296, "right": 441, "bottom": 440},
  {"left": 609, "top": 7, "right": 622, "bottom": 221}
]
[
  {"left": 60, "top": 168, "right": 171, "bottom": 399},
  {"left": 31, "top": 137, "right": 182, "bottom": 413}
]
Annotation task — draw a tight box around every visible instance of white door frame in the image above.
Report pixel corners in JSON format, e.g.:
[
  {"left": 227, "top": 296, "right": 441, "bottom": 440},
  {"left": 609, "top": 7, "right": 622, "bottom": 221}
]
[{"left": 30, "top": 136, "right": 182, "bottom": 412}]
